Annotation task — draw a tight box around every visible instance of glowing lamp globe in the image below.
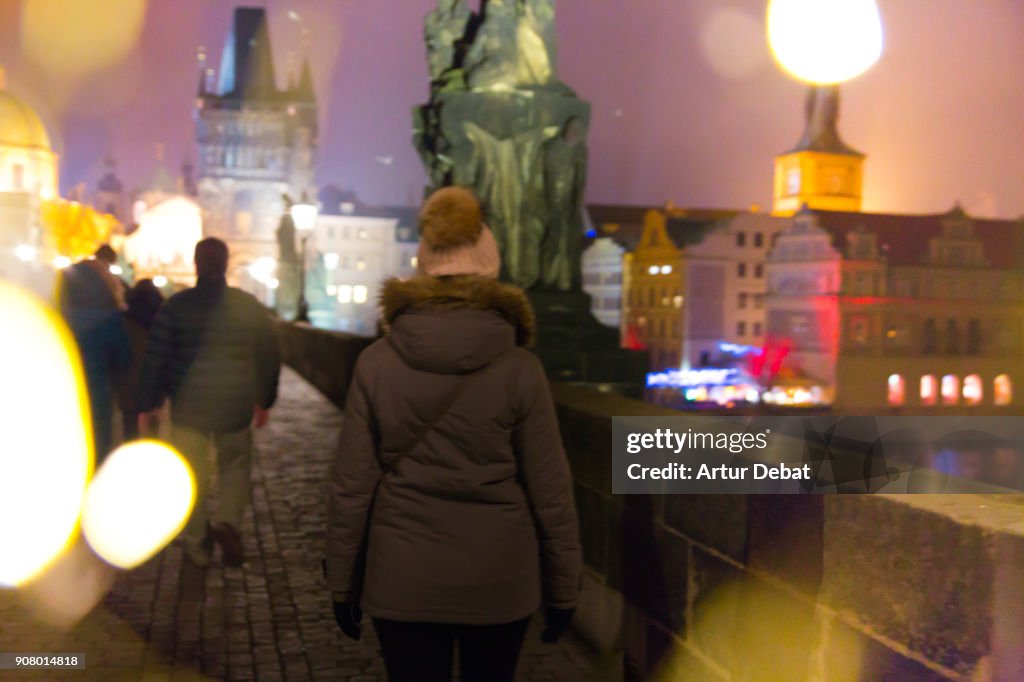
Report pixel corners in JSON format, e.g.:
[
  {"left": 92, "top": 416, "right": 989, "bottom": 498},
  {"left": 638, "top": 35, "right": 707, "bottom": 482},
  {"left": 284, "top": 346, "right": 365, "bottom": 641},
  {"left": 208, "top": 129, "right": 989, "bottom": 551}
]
[
  {"left": 0, "top": 282, "right": 91, "bottom": 587},
  {"left": 290, "top": 202, "right": 319, "bottom": 232},
  {"left": 81, "top": 441, "right": 195, "bottom": 570},
  {"left": 767, "top": 0, "right": 883, "bottom": 85}
]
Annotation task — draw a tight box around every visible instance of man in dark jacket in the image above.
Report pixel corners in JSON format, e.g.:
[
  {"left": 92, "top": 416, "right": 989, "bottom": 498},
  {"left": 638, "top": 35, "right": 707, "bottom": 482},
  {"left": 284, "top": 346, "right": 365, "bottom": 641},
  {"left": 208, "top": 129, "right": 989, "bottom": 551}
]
[
  {"left": 58, "top": 244, "right": 131, "bottom": 462},
  {"left": 137, "top": 238, "right": 280, "bottom": 567}
]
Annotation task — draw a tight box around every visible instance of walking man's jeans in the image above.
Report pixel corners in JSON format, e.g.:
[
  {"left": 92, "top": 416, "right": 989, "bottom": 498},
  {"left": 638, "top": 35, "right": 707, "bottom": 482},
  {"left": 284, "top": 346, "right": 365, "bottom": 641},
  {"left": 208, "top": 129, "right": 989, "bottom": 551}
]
[
  {"left": 172, "top": 425, "right": 253, "bottom": 556},
  {"left": 373, "top": 617, "right": 531, "bottom": 682}
]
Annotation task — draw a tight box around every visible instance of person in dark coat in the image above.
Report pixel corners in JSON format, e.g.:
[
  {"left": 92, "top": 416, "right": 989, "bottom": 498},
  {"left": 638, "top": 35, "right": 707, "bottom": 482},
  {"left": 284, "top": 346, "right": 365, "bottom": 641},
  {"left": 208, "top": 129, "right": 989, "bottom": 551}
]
[
  {"left": 58, "top": 244, "right": 131, "bottom": 463},
  {"left": 116, "top": 279, "right": 164, "bottom": 441},
  {"left": 325, "top": 187, "right": 582, "bottom": 682},
  {"left": 137, "top": 238, "right": 281, "bottom": 568}
]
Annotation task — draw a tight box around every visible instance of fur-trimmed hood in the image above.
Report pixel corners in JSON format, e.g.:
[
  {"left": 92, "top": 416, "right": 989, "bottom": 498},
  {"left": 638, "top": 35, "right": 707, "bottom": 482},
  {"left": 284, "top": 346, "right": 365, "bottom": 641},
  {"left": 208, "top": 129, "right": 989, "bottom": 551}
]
[{"left": 379, "top": 276, "right": 535, "bottom": 374}]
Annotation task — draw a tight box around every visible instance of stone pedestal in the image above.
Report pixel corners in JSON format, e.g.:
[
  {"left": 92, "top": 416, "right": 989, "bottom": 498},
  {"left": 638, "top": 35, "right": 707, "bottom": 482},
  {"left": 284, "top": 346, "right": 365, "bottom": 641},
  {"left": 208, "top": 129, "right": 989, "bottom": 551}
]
[{"left": 528, "top": 291, "right": 647, "bottom": 389}]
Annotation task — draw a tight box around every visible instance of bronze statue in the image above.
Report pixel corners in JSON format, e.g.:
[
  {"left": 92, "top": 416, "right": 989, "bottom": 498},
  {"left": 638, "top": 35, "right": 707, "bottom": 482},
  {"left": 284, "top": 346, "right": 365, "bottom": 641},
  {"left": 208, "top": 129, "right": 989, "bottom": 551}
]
[
  {"left": 276, "top": 193, "right": 299, "bottom": 265},
  {"left": 425, "top": 0, "right": 471, "bottom": 83},
  {"left": 540, "top": 117, "right": 587, "bottom": 290},
  {"left": 415, "top": 0, "right": 590, "bottom": 292}
]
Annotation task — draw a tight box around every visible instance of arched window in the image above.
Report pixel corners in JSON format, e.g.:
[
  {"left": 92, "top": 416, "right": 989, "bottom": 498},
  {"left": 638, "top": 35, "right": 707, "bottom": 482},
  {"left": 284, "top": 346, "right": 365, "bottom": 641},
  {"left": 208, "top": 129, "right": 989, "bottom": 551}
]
[
  {"left": 887, "top": 374, "right": 905, "bottom": 406},
  {"left": 994, "top": 375, "right": 1013, "bottom": 406},
  {"left": 962, "top": 375, "right": 983, "bottom": 405},
  {"left": 920, "top": 375, "right": 937, "bottom": 406},
  {"left": 941, "top": 374, "right": 960, "bottom": 406}
]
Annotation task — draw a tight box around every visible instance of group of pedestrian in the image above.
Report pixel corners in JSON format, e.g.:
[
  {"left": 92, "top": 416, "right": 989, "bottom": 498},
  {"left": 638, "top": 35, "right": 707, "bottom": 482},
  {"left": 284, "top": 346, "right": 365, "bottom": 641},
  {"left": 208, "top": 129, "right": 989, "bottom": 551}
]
[{"left": 56, "top": 186, "right": 581, "bottom": 682}]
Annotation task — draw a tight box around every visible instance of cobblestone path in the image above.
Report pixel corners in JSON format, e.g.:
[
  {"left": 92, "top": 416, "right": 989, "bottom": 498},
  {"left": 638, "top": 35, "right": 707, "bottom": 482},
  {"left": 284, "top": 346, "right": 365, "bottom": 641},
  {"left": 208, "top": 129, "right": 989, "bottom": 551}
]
[{"left": 0, "top": 369, "right": 597, "bottom": 681}]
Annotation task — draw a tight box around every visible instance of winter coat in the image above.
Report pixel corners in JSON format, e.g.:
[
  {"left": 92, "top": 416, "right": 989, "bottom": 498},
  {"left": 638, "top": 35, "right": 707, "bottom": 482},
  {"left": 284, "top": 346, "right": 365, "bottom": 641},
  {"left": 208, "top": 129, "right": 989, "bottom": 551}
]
[
  {"left": 325, "top": 275, "right": 582, "bottom": 625},
  {"left": 115, "top": 317, "right": 151, "bottom": 416},
  {"left": 58, "top": 260, "right": 132, "bottom": 458},
  {"left": 137, "top": 275, "right": 280, "bottom": 434}
]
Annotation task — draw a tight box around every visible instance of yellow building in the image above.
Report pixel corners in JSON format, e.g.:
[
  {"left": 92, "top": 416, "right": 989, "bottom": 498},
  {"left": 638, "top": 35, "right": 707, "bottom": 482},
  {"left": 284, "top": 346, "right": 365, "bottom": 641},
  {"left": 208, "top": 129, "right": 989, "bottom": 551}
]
[
  {"left": 0, "top": 67, "right": 59, "bottom": 289},
  {"left": 773, "top": 86, "right": 863, "bottom": 215}
]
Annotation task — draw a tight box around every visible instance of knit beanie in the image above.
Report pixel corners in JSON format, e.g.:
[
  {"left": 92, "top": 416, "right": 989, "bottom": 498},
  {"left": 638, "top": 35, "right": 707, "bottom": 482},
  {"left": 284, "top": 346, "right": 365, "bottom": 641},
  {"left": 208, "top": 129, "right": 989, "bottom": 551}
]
[{"left": 417, "top": 186, "right": 501, "bottom": 279}]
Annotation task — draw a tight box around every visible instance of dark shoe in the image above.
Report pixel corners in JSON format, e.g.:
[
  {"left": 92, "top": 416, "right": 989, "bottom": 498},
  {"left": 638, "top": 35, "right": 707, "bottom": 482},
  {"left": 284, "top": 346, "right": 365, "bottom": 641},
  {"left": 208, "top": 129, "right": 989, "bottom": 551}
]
[
  {"left": 182, "top": 525, "right": 214, "bottom": 568},
  {"left": 211, "top": 523, "right": 244, "bottom": 567}
]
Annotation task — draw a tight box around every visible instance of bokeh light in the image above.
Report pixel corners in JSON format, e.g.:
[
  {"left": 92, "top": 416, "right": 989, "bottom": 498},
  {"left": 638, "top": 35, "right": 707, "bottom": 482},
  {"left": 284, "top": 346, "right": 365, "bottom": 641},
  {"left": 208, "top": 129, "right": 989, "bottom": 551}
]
[
  {"left": 767, "top": 0, "right": 883, "bottom": 85},
  {"left": 0, "top": 281, "right": 92, "bottom": 587},
  {"left": 698, "top": 8, "right": 768, "bottom": 80},
  {"left": 81, "top": 440, "right": 195, "bottom": 570},
  {"left": 21, "top": 0, "right": 148, "bottom": 79}
]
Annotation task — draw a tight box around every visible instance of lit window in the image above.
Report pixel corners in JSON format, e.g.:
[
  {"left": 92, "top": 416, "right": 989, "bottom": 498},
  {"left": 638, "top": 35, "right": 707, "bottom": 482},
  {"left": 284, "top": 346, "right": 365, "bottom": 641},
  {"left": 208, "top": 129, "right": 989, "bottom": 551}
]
[
  {"left": 673, "top": 295, "right": 683, "bottom": 308},
  {"left": 356, "top": 258, "right": 367, "bottom": 271},
  {"left": 354, "top": 285, "right": 368, "bottom": 304},
  {"left": 920, "top": 375, "right": 937, "bottom": 406},
  {"left": 410, "top": 256, "right": 418, "bottom": 268},
  {"left": 941, "top": 374, "right": 959, "bottom": 406},
  {"left": 648, "top": 265, "right": 659, "bottom": 275},
  {"left": 326, "top": 284, "right": 338, "bottom": 297},
  {"left": 962, "top": 374, "right": 983, "bottom": 405},
  {"left": 887, "top": 374, "right": 905, "bottom": 406},
  {"left": 12, "top": 164, "right": 24, "bottom": 190},
  {"left": 338, "top": 285, "right": 353, "bottom": 303},
  {"left": 994, "top": 374, "right": 1013, "bottom": 406},
  {"left": 661, "top": 265, "right": 672, "bottom": 275},
  {"left": 358, "top": 229, "right": 368, "bottom": 240}
]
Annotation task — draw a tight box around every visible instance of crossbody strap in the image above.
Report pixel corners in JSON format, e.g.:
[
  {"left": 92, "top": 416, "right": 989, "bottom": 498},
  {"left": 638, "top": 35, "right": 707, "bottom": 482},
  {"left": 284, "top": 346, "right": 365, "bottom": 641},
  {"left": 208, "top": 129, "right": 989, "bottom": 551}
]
[{"left": 384, "top": 341, "right": 513, "bottom": 474}]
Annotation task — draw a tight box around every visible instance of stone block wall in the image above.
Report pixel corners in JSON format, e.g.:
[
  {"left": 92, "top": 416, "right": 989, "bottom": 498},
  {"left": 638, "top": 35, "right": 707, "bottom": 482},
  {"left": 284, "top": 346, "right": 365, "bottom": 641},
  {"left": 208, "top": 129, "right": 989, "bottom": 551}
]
[{"left": 277, "top": 322, "right": 1024, "bottom": 682}]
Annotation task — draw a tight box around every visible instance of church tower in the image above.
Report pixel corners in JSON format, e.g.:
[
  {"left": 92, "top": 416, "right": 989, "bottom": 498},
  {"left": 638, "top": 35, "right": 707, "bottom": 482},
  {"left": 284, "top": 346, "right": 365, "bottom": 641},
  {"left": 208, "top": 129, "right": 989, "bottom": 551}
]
[
  {"left": 94, "top": 152, "right": 126, "bottom": 225},
  {"left": 195, "top": 7, "right": 318, "bottom": 283},
  {"left": 773, "top": 86, "right": 864, "bottom": 215}
]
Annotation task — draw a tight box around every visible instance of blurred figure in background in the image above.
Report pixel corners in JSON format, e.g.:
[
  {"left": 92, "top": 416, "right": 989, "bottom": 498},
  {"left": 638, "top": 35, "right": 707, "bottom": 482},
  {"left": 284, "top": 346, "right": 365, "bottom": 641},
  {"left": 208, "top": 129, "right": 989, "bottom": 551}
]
[
  {"left": 116, "top": 279, "right": 164, "bottom": 441},
  {"left": 58, "top": 244, "right": 131, "bottom": 462},
  {"left": 137, "top": 238, "right": 281, "bottom": 568}
]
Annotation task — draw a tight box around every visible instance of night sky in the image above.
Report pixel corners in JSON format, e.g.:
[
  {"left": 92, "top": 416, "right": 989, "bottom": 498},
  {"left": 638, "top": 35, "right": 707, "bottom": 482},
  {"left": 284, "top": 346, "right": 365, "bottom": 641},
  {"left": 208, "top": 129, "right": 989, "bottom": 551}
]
[{"left": 1, "top": 0, "right": 1022, "bottom": 217}]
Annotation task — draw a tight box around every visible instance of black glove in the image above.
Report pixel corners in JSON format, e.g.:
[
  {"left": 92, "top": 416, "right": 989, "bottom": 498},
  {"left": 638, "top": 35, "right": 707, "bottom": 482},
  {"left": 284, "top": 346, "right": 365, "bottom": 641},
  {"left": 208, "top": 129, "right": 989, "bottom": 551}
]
[
  {"left": 541, "top": 607, "right": 575, "bottom": 643},
  {"left": 333, "top": 601, "right": 363, "bottom": 641}
]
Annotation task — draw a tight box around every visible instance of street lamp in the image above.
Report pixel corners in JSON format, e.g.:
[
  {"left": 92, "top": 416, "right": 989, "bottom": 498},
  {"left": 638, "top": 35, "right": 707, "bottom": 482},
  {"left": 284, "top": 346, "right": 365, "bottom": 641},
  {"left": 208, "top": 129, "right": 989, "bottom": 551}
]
[
  {"left": 290, "top": 198, "right": 318, "bottom": 323},
  {"left": 766, "top": 0, "right": 883, "bottom": 85}
]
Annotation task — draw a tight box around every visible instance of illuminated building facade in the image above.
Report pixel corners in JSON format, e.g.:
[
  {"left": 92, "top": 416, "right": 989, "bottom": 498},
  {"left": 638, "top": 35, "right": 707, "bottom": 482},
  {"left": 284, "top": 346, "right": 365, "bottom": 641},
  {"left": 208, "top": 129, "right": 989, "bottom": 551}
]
[
  {"left": 765, "top": 205, "right": 1024, "bottom": 410},
  {"left": 0, "top": 68, "right": 58, "bottom": 289},
  {"left": 195, "top": 7, "right": 317, "bottom": 288},
  {"left": 581, "top": 237, "right": 625, "bottom": 328},
  {"left": 773, "top": 86, "right": 864, "bottom": 216},
  {"left": 306, "top": 201, "right": 417, "bottom": 334}
]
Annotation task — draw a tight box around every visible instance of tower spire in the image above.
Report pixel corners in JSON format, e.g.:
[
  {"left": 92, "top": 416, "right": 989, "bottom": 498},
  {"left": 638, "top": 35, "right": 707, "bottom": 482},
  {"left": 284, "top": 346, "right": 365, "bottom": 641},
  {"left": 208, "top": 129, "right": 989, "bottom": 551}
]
[{"left": 787, "top": 85, "right": 862, "bottom": 157}]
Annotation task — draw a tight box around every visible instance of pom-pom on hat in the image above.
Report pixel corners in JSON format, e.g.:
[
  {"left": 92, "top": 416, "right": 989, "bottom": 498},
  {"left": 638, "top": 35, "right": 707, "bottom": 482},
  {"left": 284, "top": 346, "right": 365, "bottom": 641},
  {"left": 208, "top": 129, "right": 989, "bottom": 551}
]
[{"left": 417, "top": 186, "right": 500, "bottom": 279}]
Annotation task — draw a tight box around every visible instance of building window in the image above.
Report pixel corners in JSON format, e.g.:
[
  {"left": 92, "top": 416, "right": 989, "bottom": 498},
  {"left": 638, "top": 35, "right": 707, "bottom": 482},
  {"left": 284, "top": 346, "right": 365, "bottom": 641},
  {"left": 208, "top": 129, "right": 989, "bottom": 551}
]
[
  {"left": 966, "top": 319, "right": 981, "bottom": 355},
  {"left": 357, "top": 229, "right": 368, "bottom": 240},
  {"left": 337, "top": 285, "right": 353, "bottom": 303},
  {"left": 887, "top": 374, "right": 905, "bottom": 406},
  {"left": 754, "top": 264, "right": 763, "bottom": 278},
  {"left": 922, "top": 319, "right": 937, "bottom": 354},
  {"left": 994, "top": 375, "right": 1013, "bottom": 406},
  {"left": 920, "top": 375, "right": 937, "bottom": 406},
  {"left": 945, "top": 319, "right": 960, "bottom": 354},
  {"left": 962, "top": 375, "right": 983, "bottom": 405},
  {"left": 753, "top": 322, "right": 762, "bottom": 336},
  {"left": 754, "top": 232, "right": 764, "bottom": 248},
  {"left": 737, "top": 321, "right": 746, "bottom": 336},
  {"left": 738, "top": 293, "right": 748, "bottom": 309},
  {"left": 738, "top": 263, "right": 747, "bottom": 278},
  {"left": 736, "top": 232, "right": 746, "bottom": 247},
  {"left": 12, "top": 164, "right": 24, "bottom": 190},
  {"left": 848, "top": 315, "right": 869, "bottom": 345},
  {"left": 353, "top": 285, "right": 369, "bottom": 304},
  {"left": 647, "top": 288, "right": 655, "bottom": 307},
  {"left": 941, "top": 374, "right": 959, "bottom": 406},
  {"left": 754, "top": 294, "right": 763, "bottom": 309}
]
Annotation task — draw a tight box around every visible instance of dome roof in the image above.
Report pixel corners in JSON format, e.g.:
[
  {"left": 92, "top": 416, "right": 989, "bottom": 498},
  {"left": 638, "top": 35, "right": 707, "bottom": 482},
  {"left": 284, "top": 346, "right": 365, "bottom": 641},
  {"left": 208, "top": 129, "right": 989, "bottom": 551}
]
[{"left": 0, "top": 90, "right": 52, "bottom": 150}]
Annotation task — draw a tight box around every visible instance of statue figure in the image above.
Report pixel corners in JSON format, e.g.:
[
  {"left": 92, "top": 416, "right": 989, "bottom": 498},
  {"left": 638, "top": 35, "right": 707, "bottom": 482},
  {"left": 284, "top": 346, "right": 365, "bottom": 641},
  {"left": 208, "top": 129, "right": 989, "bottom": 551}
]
[
  {"left": 424, "top": 0, "right": 471, "bottom": 83},
  {"left": 462, "top": 121, "right": 559, "bottom": 288},
  {"left": 540, "top": 117, "right": 587, "bottom": 290},
  {"left": 464, "top": 0, "right": 519, "bottom": 90},
  {"left": 516, "top": 0, "right": 555, "bottom": 85},
  {"left": 276, "top": 193, "right": 299, "bottom": 265}
]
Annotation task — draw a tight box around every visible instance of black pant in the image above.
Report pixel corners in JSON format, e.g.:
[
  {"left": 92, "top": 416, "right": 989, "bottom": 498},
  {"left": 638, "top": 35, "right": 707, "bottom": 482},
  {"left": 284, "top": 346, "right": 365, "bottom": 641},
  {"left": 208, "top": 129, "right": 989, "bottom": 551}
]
[{"left": 373, "top": 617, "right": 531, "bottom": 682}]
